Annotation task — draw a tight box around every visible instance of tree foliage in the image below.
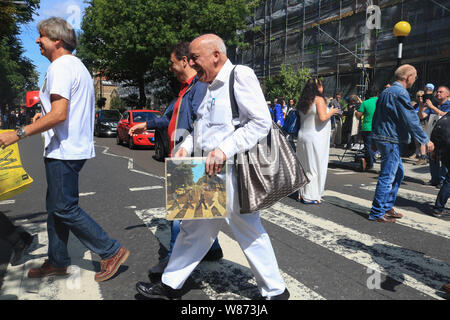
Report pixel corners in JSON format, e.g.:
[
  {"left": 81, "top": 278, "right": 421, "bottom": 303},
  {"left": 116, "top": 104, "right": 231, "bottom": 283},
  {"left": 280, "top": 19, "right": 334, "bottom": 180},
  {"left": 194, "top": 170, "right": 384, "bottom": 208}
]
[
  {"left": 265, "top": 64, "right": 311, "bottom": 103},
  {"left": 77, "top": 0, "right": 260, "bottom": 108},
  {"left": 0, "top": 0, "right": 40, "bottom": 108}
]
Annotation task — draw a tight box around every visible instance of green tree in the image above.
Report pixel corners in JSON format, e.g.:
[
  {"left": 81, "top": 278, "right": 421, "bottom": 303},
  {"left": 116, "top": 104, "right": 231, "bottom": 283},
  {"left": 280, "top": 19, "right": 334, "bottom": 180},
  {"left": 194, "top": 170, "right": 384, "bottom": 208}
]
[
  {"left": 77, "top": 0, "right": 260, "bottom": 108},
  {"left": 265, "top": 64, "right": 310, "bottom": 103},
  {"left": 0, "top": 0, "right": 40, "bottom": 110},
  {"left": 109, "top": 95, "right": 126, "bottom": 111}
]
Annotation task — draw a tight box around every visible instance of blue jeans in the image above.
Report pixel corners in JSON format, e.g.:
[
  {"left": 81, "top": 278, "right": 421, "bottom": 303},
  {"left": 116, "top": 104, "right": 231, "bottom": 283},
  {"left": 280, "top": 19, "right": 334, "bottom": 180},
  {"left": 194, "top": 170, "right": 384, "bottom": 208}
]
[
  {"left": 369, "top": 142, "right": 404, "bottom": 220},
  {"left": 429, "top": 155, "right": 448, "bottom": 185},
  {"left": 362, "top": 131, "right": 374, "bottom": 169},
  {"left": 169, "top": 220, "right": 221, "bottom": 257},
  {"left": 434, "top": 163, "right": 450, "bottom": 212},
  {"left": 45, "top": 158, "right": 121, "bottom": 268}
]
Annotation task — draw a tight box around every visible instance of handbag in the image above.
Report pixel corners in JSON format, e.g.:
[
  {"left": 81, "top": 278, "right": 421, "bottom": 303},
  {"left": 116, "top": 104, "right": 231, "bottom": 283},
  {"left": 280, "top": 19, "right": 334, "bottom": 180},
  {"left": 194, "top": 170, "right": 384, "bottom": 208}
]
[{"left": 229, "top": 66, "right": 309, "bottom": 213}]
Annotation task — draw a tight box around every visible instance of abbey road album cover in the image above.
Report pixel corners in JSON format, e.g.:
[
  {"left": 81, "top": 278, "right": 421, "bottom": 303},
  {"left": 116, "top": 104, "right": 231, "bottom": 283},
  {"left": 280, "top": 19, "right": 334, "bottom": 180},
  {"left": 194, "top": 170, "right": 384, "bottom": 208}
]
[{"left": 165, "top": 157, "right": 227, "bottom": 221}]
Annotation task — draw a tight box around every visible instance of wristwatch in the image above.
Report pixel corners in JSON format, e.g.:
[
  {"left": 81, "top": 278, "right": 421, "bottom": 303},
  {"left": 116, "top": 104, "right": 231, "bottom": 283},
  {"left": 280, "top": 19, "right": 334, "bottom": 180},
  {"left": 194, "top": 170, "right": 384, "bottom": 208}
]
[{"left": 16, "top": 126, "right": 27, "bottom": 140}]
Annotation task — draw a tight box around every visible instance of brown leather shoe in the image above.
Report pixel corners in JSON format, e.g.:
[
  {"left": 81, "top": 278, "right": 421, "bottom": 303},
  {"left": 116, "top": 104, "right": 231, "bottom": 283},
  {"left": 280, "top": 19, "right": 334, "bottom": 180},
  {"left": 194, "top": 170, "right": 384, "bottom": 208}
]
[
  {"left": 28, "top": 259, "right": 69, "bottom": 278},
  {"left": 385, "top": 208, "right": 403, "bottom": 219},
  {"left": 95, "top": 246, "right": 129, "bottom": 282},
  {"left": 442, "top": 284, "right": 450, "bottom": 294},
  {"left": 375, "top": 216, "right": 397, "bottom": 223}
]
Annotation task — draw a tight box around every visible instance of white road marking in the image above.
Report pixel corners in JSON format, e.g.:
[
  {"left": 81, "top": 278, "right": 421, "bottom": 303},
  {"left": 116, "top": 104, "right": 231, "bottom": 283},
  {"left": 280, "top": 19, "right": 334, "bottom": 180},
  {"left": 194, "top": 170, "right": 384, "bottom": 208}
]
[
  {"left": 360, "top": 185, "right": 443, "bottom": 206},
  {"left": 80, "top": 192, "right": 96, "bottom": 197},
  {"left": 333, "top": 171, "right": 357, "bottom": 175},
  {"left": 0, "top": 221, "right": 102, "bottom": 300},
  {"left": 129, "top": 186, "right": 164, "bottom": 192},
  {"left": 97, "top": 145, "right": 164, "bottom": 181},
  {"left": 134, "top": 207, "right": 325, "bottom": 300},
  {"left": 328, "top": 168, "right": 346, "bottom": 172},
  {"left": 265, "top": 202, "right": 449, "bottom": 300},
  {"left": 323, "top": 190, "right": 450, "bottom": 240},
  {"left": 0, "top": 200, "right": 15, "bottom": 205}
]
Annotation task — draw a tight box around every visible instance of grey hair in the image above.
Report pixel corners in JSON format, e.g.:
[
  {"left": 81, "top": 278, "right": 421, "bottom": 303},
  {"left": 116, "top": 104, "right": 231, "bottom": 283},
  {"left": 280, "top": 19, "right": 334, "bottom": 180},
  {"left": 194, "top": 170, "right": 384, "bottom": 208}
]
[
  {"left": 216, "top": 38, "right": 227, "bottom": 55},
  {"left": 394, "top": 64, "right": 416, "bottom": 81},
  {"left": 37, "top": 17, "right": 77, "bottom": 52}
]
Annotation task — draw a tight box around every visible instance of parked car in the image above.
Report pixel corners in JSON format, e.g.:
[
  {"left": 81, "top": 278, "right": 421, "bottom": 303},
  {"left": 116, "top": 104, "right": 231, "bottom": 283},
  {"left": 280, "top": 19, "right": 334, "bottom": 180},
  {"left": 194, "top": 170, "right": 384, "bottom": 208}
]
[
  {"left": 116, "top": 109, "right": 162, "bottom": 149},
  {"left": 94, "top": 109, "right": 122, "bottom": 137},
  {"left": 153, "top": 100, "right": 175, "bottom": 161}
]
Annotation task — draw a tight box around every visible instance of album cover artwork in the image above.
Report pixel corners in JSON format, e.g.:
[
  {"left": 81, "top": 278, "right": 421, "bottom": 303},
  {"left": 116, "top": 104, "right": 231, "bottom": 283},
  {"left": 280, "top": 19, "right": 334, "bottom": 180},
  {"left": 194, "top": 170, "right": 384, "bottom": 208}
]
[{"left": 165, "top": 157, "right": 227, "bottom": 220}]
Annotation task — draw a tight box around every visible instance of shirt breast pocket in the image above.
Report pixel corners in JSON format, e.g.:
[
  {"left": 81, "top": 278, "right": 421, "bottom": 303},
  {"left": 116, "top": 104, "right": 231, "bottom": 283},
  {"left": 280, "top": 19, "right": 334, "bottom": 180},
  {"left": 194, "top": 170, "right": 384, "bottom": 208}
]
[{"left": 208, "top": 102, "right": 231, "bottom": 127}]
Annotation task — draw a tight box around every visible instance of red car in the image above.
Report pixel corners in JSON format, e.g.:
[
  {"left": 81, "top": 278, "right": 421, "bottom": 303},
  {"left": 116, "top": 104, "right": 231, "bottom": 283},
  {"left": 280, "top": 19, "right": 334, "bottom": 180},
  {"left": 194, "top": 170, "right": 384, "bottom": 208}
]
[{"left": 116, "top": 109, "right": 162, "bottom": 149}]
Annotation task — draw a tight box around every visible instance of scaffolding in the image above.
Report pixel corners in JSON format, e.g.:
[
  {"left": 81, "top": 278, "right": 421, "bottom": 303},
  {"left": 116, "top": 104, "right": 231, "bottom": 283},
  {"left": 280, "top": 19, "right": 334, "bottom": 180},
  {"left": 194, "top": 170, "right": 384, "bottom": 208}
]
[{"left": 234, "top": 0, "right": 450, "bottom": 98}]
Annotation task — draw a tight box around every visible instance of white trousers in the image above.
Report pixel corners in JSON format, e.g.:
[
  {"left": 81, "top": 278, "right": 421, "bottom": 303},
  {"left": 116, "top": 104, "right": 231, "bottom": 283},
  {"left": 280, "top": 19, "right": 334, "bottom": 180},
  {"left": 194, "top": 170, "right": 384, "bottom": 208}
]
[{"left": 162, "top": 166, "right": 286, "bottom": 298}]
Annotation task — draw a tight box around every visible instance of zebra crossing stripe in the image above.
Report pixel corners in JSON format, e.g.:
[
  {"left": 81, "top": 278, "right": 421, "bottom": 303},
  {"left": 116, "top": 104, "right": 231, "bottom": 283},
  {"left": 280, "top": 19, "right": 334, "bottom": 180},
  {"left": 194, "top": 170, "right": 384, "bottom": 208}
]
[
  {"left": 359, "top": 185, "right": 446, "bottom": 207},
  {"left": 0, "top": 200, "right": 15, "bottom": 205},
  {"left": 129, "top": 186, "right": 164, "bottom": 192},
  {"left": 333, "top": 171, "right": 357, "bottom": 175},
  {"left": 265, "top": 202, "right": 449, "bottom": 300},
  {"left": 133, "top": 207, "right": 325, "bottom": 300},
  {"left": 0, "top": 221, "right": 102, "bottom": 300},
  {"left": 323, "top": 190, "right": 450, "bottom": 240}
]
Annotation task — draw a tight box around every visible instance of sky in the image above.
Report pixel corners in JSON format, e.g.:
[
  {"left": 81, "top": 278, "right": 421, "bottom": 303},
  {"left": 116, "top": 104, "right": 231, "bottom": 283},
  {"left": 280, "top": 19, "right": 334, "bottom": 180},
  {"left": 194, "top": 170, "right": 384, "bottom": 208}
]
[
  {"left": 192, "top": 162, "right": 206, "bottom": 183},
  {"left": 19, "top": 0, "right": 88, "bottom": 87}
]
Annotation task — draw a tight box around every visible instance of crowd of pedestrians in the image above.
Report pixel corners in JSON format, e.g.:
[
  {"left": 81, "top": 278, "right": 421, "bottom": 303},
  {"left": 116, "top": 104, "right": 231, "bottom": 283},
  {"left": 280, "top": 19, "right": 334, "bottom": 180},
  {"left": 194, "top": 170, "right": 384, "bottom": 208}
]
[
  {"left": 0, "top": 16, "right": 449, "bottom": 299},
  {"left": 0, "top": 110, "right": 28, "bottom": 129}
]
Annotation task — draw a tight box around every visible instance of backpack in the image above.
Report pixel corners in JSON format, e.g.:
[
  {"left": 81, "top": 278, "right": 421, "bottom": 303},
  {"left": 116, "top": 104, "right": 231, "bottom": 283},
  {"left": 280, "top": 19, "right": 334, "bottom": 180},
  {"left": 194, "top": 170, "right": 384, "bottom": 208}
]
[
  {"left": 430, "top": 112, "right": 450, "bottom": 152},
  {"left": 281, "top": 109, "right": 300, "bottom": 135}
]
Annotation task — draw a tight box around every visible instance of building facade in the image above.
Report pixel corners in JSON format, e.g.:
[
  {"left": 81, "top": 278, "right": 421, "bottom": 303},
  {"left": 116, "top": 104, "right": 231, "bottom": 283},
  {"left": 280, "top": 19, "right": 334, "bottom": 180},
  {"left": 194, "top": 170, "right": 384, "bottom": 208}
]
[{"left": 233, "top": 0, "right": 450, "bottom": 98}]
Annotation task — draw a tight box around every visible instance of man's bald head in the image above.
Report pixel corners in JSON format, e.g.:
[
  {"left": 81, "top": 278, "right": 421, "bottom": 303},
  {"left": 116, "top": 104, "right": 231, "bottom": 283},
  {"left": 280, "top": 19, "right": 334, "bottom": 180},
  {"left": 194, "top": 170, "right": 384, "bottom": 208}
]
[
  {"left": 191, "top": 34, "right": 227, "bottom": 56},
  {"left": 189, "top": 34, "right": 228, "bottom": 83},
  {"left": 394, "top": 64, "right": 417, "bottom": 89}
]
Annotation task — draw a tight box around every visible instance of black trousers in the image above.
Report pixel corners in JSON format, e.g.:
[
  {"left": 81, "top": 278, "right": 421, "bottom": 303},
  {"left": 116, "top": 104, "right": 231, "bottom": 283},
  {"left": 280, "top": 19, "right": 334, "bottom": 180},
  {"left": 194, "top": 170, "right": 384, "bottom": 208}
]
[
  {"left": 0, "top": 212, "right": 17, "bottom": 240},
  {"left": 0, "top": 212, "right": 32, "bottom": 246}
]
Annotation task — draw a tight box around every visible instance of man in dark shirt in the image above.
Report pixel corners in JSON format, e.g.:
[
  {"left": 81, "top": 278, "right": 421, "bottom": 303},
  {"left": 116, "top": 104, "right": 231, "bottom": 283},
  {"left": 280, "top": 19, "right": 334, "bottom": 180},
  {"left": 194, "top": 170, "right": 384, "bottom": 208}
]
[{"left": 419, "top": 86, "right": 450, "bottom": 187}]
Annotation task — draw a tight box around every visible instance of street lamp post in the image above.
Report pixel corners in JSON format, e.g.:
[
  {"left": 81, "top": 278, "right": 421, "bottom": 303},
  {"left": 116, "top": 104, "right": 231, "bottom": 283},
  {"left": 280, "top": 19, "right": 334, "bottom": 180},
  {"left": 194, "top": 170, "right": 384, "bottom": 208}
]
[{"left": 393, "top": 21, "right": 411, "bottom": 67}]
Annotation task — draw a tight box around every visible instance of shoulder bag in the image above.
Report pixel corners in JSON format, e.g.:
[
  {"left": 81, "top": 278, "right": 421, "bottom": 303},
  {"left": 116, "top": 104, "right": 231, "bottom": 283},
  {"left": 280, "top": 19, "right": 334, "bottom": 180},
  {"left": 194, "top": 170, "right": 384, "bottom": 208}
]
[{"left": 229, "top": 66, "right": 309, "bottom": 213}]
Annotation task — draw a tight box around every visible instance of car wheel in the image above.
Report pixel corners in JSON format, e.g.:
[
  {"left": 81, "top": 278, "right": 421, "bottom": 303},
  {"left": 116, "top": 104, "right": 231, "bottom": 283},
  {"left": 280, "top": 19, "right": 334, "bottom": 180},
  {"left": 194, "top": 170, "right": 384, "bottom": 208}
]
[
  {"left": 116, "top": 133, "right": 121, "bottom": 145},
  {"left": 128, "top": 135, "right": 135, "bottom": 149},
  {"left": 155, "top": 138, "right": 164, "bottom": 161},
  {"left": 94, "top": 126, "right": 98, "bottom": 137}
]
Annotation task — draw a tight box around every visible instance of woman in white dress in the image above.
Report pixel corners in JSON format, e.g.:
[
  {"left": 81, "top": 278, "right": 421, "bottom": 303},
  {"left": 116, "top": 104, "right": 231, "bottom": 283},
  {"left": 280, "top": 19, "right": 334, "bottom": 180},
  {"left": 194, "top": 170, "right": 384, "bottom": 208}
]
[{"left": 296, "top": 78, "right": 341, "bottom": 204}]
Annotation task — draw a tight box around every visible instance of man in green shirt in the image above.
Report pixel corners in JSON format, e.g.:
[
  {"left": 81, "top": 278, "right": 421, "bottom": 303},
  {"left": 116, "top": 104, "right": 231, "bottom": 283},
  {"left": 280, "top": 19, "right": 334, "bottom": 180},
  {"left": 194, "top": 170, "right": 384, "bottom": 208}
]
[{"left": 356, "top": 87, "right": 379, "bottom": 171}]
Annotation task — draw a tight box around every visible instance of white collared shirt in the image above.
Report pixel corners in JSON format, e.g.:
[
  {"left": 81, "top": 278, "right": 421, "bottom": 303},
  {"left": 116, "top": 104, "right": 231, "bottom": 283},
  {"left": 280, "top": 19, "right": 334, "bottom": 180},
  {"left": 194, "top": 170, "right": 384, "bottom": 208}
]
[{"left": 179, "top": 59, "right": 272, "bottom": 159}]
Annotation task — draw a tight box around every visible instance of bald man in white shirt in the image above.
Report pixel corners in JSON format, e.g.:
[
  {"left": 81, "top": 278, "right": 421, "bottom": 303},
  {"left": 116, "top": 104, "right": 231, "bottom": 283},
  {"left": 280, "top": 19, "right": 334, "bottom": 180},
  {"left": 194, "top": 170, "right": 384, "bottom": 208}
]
[{"left": 135, "top": 34, "right": 288, "bottom": 300}]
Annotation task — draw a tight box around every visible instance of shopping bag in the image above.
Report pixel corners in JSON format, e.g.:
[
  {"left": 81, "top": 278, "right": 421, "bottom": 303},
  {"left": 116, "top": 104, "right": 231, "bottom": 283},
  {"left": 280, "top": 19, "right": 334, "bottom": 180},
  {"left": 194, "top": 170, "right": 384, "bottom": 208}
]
[{"left": 0, "top": 130, "right": 33, "bottom": 201}]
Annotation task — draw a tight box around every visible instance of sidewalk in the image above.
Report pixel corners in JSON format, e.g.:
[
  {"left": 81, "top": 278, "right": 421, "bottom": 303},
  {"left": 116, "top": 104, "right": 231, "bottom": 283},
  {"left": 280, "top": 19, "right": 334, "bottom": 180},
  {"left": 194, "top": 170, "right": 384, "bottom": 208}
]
[{"left": 329, "top": 146, "right": 432, "bottom": 184}]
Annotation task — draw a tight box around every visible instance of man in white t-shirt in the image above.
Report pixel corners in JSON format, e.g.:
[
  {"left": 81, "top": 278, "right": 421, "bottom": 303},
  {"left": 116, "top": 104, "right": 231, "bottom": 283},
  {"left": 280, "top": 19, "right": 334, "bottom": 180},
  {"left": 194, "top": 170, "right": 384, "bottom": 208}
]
[{"left": 0, "top": 17, "right": 129, "bottom": 282}]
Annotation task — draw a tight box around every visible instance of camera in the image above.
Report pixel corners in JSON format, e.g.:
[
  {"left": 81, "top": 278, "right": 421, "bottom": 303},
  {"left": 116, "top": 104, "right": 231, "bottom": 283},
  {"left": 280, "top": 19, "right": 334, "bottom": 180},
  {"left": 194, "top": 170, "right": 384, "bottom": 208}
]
[{"left": 423, "top": 93, "right": 433, "bottom": 101}]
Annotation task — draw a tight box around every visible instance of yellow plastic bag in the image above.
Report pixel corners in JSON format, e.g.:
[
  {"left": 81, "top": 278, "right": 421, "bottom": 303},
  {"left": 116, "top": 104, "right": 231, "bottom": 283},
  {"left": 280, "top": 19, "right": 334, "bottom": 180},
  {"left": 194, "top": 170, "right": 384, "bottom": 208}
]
[{"left": 0, "top": 130, "right": 33, "bottom": 201}]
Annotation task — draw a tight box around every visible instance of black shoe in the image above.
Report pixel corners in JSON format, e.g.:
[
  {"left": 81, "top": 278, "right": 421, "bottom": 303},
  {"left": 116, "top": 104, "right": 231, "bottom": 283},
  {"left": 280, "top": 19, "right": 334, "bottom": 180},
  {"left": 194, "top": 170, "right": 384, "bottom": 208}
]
[
  {"left": 431, "top": 208, "right": 449, "bottom": 218},
  {"left": 136, "top": 281, "right": 182, "bottom": 300},
  {"left": 10, "top": 234, "right": 36, "bottom": 266},
  {"left": 264, "top": 288, "right": 290, "bottom": 300},
  {"left": 202, "top": 247, "right": 223, "bottom": 262}
]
